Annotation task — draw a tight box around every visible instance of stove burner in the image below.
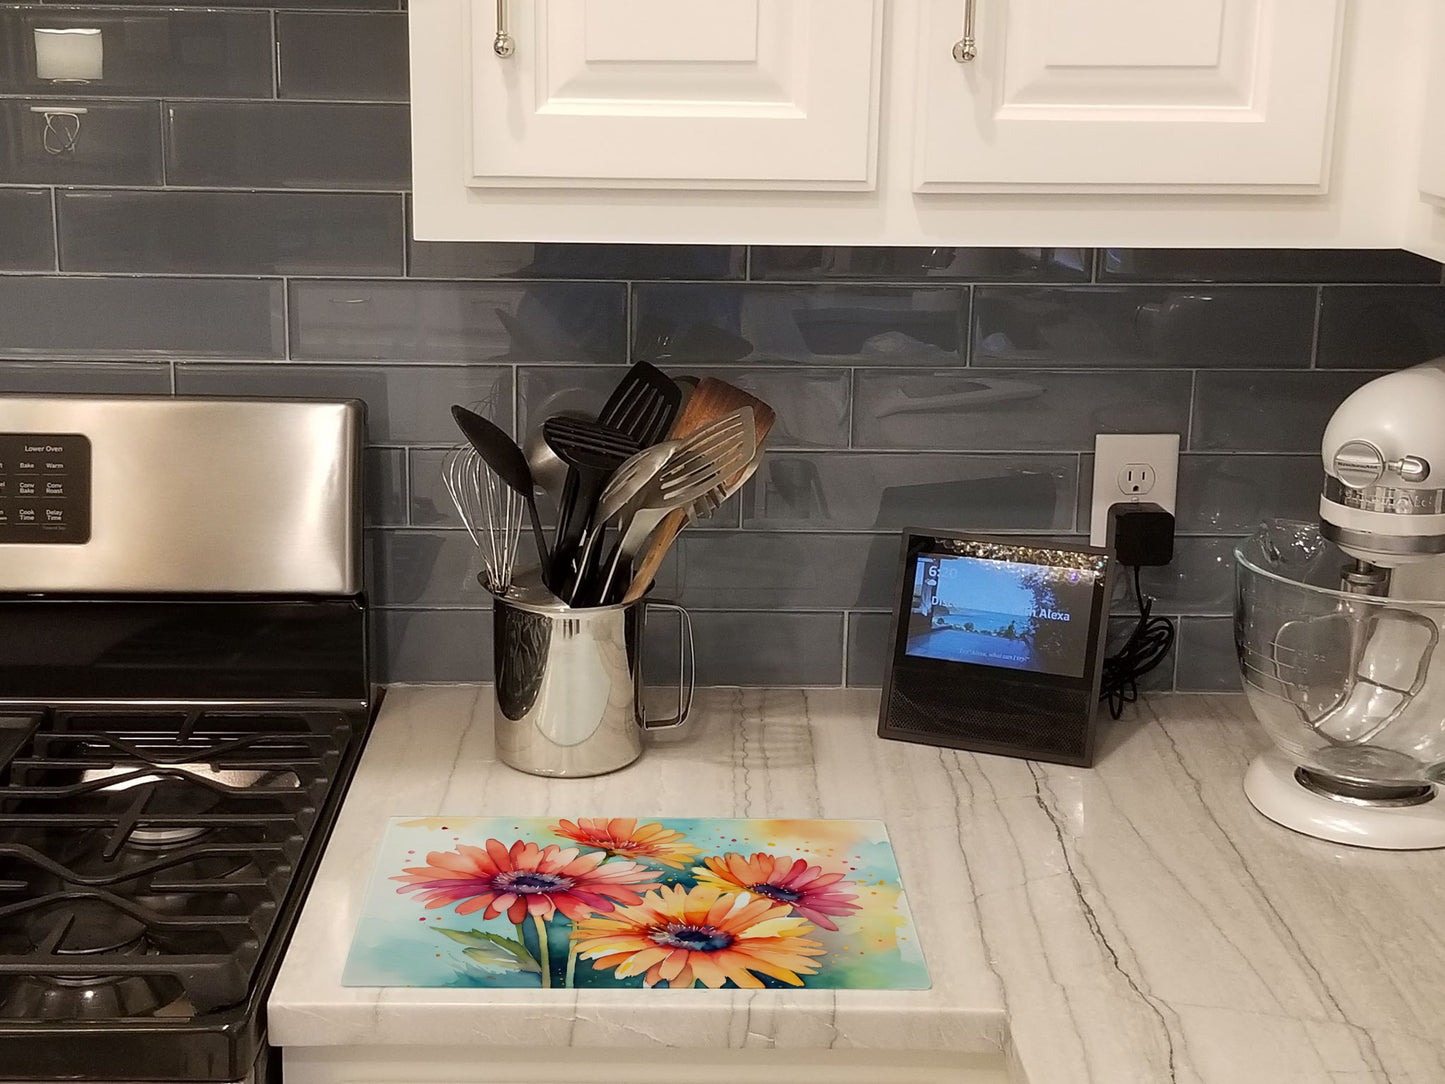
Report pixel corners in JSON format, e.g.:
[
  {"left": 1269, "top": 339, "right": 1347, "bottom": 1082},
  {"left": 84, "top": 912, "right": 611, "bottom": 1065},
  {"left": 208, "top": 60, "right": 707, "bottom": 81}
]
[{"left": 23, "top": 900, "right": 146, "bottom": 958}]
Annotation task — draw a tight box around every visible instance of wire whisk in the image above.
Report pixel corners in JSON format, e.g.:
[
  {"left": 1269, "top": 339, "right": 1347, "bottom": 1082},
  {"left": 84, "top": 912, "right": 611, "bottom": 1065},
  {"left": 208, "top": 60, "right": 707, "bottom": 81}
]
[{"left": 442, "top": 444, "right": 524, "bottom": 594}]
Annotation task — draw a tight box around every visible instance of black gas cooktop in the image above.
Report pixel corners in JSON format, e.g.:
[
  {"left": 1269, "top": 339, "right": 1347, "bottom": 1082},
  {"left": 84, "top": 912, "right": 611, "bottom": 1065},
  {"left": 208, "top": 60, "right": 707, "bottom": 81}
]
[{"left": 0, "top": 597, "right": 374, "bottom": 1084}]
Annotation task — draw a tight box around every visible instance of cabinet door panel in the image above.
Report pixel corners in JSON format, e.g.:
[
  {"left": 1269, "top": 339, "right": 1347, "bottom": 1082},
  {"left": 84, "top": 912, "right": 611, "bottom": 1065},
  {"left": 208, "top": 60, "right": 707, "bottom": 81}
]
[
  {"left": 914, "top": 0, "right": 1343, "bottom": 192},
  {"left": 467, "top": 0, "right": 882, "bottom": 190}
]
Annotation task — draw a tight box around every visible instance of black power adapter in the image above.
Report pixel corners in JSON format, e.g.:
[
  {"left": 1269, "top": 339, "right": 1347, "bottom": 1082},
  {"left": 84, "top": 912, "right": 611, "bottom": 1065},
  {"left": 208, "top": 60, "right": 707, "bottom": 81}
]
[
  {"left": 1105, "top": 501, "right": 1175, "bottom": 567},
  {"left": 1099, "top": 501, "right": 1176, "bottom": 718}
]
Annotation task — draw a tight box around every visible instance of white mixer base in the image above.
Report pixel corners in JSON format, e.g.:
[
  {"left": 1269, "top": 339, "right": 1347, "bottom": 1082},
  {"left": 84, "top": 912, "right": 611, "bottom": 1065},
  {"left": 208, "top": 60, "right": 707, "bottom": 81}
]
[{"left": 1244, "top": 752, "right": 1445, "bottom": 850}]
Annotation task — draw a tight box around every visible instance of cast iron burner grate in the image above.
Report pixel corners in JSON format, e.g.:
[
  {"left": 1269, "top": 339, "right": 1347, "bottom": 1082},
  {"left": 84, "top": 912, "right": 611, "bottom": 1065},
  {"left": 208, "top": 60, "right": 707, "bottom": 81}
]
[{"left": 0, "top": 707, "right": 357, "bottom": 1023}]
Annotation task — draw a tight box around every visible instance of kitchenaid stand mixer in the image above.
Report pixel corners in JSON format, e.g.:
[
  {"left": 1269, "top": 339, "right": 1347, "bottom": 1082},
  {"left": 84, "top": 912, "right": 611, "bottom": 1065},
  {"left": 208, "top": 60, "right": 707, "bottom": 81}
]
[{"left": 1236, "top": 359, "right": 1445, "bottom": 849}]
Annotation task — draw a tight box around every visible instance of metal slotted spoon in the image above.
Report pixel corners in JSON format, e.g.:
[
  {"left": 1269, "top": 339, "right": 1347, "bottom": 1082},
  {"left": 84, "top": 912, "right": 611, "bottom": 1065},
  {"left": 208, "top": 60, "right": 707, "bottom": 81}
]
[{"left": 591, "top": 407, "right": 756, "bottom": 605}]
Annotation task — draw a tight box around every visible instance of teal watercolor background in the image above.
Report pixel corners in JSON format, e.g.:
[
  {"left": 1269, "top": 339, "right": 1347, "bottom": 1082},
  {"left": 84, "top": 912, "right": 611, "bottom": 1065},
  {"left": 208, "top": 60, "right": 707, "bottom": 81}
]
[{"left": 342, "top": 816, "right": 930, "bottom": 991}]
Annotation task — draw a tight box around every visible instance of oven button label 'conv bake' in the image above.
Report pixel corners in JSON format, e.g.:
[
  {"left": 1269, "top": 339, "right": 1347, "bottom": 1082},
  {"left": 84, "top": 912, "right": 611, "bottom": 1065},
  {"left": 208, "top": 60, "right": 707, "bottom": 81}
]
[{"left": 0, "top": 433, "right": 91, "bottom": 544}]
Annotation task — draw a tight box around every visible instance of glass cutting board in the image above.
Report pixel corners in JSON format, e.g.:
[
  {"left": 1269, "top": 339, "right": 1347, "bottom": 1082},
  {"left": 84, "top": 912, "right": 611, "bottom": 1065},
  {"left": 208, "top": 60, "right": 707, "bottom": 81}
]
[{"left": 342, "top": 816, "right": 930, "bottom": 991}]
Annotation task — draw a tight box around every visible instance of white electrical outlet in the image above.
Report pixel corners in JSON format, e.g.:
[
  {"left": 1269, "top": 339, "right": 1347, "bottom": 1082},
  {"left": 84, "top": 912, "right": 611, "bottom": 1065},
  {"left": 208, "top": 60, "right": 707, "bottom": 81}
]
[{"left": 1090, "top": 434, "right": 1180, "bottom": 547}]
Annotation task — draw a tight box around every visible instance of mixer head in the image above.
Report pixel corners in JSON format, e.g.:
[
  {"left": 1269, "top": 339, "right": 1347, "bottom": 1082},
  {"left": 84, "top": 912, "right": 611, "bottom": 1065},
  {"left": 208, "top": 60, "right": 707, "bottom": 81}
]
[{"left": 1319, "top": 359, "right": 1445, "bottom": 569}]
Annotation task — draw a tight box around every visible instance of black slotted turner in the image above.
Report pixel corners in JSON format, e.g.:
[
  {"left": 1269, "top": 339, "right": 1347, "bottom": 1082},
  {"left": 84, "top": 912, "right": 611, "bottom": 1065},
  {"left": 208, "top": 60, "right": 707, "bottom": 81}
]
[
  {"left": 597, "top": 362, "right": 682, "bottom": 448},
  {"left": 543, "top": 416, "right": 641, "bottom": 589}
]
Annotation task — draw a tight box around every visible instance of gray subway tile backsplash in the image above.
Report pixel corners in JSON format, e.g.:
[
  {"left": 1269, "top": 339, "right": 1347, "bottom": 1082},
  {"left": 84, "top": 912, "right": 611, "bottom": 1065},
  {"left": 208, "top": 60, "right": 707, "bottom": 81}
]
[
  {"left": 1099, "top": 248, "right": 1443, "bottom": 284},
  {"left": 0, "top": 276, "right": 284, "bottom": 358},
  {"left": 174, "top": 363, "right": 513, "bottom": 443},
  {"left": 1, "top": 9, "right": 273, "bottom": 97},
  {"left": 1191, "top": 370, "right": 1387, "bottom": 453},
  {"left": 8, "top": 4, "right": 1444, "bottom": 690},
  {"left": 751, "top": 247, "right": 1090, "bottom": 282},
  {"left": 277, "top": 12, "right": 409, "bottom": 101},
  {"left": 1315, "top": 285, "right": 1445, "bottom": 370},
  {"left": 974, "top": 286, "right": 1315, "bottom": 369},
  {"left": 634, "top": 283, "right": 969, "bottom": 365},
  {"left": 853, "top": 369, "right": 1194, "bottom": 451},
  {"left": 58, "top": 190, "right": 404, "bottom": 276},
  {"left": 0, "top": 188, "right": 54, "bottom": 271},
  {"left": 0, "top": 361, "right": 172, "bottom": 395},
  {"left": 289, "top": 280, "right": 628, "bottom": 363},
  {"left": 166, "top": 103, "right": 410, "bottom": 190},
  {"left": 0, "top": 100, "right": 163, "bottom": 185},
  {"left": 408, "top": 232, "right": 745, "bottom": 281},
  {"left": 741, "top": 452, "right": 1078, "bottom": 533}
]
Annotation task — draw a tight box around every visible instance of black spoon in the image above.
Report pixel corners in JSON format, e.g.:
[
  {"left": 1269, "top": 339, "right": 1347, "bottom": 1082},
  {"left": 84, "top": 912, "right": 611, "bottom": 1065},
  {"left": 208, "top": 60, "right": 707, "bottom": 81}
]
[{"left": 450, "top": 405, "right": 551, "bottom": 577}]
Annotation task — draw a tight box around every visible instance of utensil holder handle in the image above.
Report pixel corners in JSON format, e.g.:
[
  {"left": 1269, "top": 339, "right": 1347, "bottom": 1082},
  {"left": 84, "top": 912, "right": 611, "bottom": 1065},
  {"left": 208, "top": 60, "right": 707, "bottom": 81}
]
[{"left": 640, "top": 599, "right": 694, "bottom": 730}]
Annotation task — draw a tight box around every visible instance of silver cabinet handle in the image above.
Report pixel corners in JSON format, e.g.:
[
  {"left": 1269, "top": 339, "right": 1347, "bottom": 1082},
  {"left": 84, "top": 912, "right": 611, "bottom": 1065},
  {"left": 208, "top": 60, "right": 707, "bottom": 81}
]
[
  {"left": 952, "top": 0, "right": 977, "bottom": 62},
  {"left": 494, "top": 0, "right": 515, "bottom": 57}
]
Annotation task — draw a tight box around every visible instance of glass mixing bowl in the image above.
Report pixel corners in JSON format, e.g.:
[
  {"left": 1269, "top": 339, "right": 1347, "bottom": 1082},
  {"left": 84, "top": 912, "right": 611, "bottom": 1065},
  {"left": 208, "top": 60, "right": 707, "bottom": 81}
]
[{"left": 1235, "top": 520, "right": 1445, "bottom": 788}]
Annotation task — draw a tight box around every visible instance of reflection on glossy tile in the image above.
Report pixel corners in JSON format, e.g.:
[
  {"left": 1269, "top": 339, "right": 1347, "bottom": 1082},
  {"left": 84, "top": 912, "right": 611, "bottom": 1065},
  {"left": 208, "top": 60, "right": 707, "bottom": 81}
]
[
  {"left": 0, "top": 100, "right": 162, "bottom": 184},
  {"left": 1173, "top": 455, "right": 1321, "bottom": 534},
  {"left": 278, "top": 13, "right": 408, "bottom": 101},
  {"left": 1174, "top": 618, "right": 1240, "bottom": 692},
  {"left": 1316, "top": 286, "right": 1445, "bottom": 369},
  {"left": 517, "top": 365, "right": 850, "bottom": 449},
  {"left": 0, "top": 361, "right": 171, "bottom": 394},
  {"left": 0, "top": 189, "right": 54, "bottom": 271},
  {"left": 645, "top": 611, "right": 843, "bottom": 686},
  {"left": 167, "top": 103, "right": 409, "bottom": 189},
  {"left": 1137, "top": 537, "right": 1240, "bottom": 616},
  {"left": 1, "top": 10, "right": 272, "bottom": 97},
  {"left": 372, "top": 609, "right": 492, "bottom": 684},
  {"left": 174, "top": 364, "right": 512, "bottom": 443},
  {"left": 408, "top": 449, "right": 459, "bottom": 528},
  {"left": 634, "top": 283, "right": 969, "bottom": 365},
  {"left": 59, "top": 190, "right": 403, "bottom": 276},
  {"left": 366, "top": 529, "right": 490, "bottom": 607},
  {"left": 0, "top": 277, "right": 282, "bottom": 358},
  {"left": 290, "top": 280, "right": 627, "bottom": 362},
  {"left": 1100, "top": 249, "right": 1442, "bottom": 284},
  {"left": 845, "top": 611, "right": 892, "bottom": 687},
  {"left": 365, "top": 447, "right": 407, "bottom": 526},
  {"left": 740, "top": 452, "right": 1077, "bottom": 532},
  {"left": 854, "top": 369, "right": 1192, "bottom": 451},
  {"left": 974, "top": 287, "right": 1314, "bottom": 368},
  {"left": 672, "top": 533, "right": 892, "bottom": 610},
  {"left": 751, "top": 247, "right": 1091, "bottom": 282},
  {"left": 1191, "top": 371, "right": 1385, "bottom": 453},
  {"left": 410, "top": 231, "right": 744, "bottom": 280}
]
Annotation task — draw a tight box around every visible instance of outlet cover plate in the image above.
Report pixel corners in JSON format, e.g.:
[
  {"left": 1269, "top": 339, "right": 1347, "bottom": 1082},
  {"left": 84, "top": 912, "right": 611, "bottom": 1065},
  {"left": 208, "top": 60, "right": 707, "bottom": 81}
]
[{"left": 1090, "top": 433, "right": 1180, "bottom": 546}]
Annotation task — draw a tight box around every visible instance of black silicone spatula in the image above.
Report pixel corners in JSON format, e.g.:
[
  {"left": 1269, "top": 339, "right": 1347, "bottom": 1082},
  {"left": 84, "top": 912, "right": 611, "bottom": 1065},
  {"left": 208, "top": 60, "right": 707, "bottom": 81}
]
[
  {"left": 542, "top": 415, "right": 641, "bottom": 588},
  {"left": 450, "top": 405, "right": 551, "bottom": 575},
  {"left": 597, "top": 361, "right": 682, "bottom": 448}
]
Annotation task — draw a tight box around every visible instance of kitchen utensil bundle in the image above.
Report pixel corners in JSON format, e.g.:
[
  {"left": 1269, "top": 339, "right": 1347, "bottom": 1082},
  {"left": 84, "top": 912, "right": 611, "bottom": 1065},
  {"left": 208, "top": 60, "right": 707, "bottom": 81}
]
[{"left": 447, "top": 364, "right": 775, "bottom": 608}]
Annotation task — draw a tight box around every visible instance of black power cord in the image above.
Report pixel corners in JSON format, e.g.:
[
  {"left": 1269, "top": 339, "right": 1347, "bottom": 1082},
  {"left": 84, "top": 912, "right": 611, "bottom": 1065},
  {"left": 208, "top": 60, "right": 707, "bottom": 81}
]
[{"left": 1099, "top": 565, "right": 1175, "bottom": 719}]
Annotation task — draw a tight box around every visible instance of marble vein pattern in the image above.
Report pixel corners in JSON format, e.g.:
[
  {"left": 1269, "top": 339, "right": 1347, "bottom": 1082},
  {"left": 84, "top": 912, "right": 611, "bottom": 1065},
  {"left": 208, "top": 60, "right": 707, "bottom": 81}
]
[{"left": 269, "top": 688, "right": 1445, "bottom": 1083}]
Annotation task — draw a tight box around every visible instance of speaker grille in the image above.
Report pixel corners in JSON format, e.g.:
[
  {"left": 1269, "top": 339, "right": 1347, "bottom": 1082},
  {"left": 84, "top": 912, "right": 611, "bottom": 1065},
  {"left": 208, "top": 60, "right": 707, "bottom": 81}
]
[{"left": 883, "top": 673, "right": 1093, "bottom": 765}]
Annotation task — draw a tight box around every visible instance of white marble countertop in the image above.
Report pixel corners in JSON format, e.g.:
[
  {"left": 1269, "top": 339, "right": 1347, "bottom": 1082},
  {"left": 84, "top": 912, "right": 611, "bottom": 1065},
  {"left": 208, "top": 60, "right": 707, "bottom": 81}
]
[{"left": 269, "top": 687, "right": 1445, "bottom": 1083}]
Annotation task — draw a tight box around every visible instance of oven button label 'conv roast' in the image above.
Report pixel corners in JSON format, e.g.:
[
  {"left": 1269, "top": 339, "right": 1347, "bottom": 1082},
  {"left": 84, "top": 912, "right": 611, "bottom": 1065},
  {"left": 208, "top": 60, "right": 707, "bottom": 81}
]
[{"left": 0, "top": 433, "right": 91, "bottom": 544}]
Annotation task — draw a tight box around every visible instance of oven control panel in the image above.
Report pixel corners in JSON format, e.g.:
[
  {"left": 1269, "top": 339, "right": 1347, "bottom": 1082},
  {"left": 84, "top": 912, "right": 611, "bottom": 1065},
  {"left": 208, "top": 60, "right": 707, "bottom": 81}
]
[{"left": 0, "top": 433, "right": 91, "bottom": 544}]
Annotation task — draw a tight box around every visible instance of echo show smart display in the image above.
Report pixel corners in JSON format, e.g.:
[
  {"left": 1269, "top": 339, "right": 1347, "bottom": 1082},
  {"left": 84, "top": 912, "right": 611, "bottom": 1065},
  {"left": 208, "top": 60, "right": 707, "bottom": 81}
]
[{"left": 878, "top": 529, "right": 1113, "bottom": 767}]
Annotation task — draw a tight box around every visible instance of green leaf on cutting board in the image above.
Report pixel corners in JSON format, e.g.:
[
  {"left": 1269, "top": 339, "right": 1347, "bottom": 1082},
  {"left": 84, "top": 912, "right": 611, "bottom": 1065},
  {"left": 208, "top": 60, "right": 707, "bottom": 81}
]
[{"left": 434, "top": 927, "right": 541, "bottom": 973}]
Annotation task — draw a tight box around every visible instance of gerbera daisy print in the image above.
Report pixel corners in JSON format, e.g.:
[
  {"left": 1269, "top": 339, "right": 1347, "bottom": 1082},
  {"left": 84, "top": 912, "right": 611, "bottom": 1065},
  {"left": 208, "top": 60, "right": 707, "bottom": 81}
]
[{"left": 342, "top": 817, "right": 928, "bottom": 991}]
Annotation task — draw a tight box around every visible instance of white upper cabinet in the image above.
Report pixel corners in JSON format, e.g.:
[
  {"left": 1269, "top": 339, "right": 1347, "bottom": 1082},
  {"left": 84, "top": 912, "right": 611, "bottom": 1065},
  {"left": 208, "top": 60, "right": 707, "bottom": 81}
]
[
  {"left": 412, "top": 0, "right": 1431, "bottom": 248},
  {"left": 464, "top": 0, "right": 883, "bottom": 191},
  {"left": 914, "top": 0, "right": 1344, "bottom": 192}
]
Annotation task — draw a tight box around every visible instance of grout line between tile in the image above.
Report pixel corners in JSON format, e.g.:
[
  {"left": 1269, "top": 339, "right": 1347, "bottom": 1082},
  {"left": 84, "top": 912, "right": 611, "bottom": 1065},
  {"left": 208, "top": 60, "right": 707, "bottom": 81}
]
[
  {"left": 1308, "top": 284, "right": 1323, "bottom": 369},
  {"left": 47, "top": 186, "right": 59, "bottom": 272}
]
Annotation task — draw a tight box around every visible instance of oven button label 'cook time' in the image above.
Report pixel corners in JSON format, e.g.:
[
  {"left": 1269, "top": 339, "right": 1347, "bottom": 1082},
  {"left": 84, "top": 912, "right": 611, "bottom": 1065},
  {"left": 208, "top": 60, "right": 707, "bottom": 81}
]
[{"left": 0, "top": 433, "right": 91, "bottom": 544}]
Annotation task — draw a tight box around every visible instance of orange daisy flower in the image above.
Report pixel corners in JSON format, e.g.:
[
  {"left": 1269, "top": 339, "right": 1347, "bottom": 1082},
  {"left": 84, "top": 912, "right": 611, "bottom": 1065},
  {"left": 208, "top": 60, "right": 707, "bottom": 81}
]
[
  {"left": 692, "top": 852, "right": 861, "bottom": 931},
  {"left": 551, "top": 817, "right": 701, "bottom": 870},
  {"left": 392, "top": 839, "right": 663, "bottom": 924},
  {"left": 570, "top": 884, "right": 826, "bottom": 989}
]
